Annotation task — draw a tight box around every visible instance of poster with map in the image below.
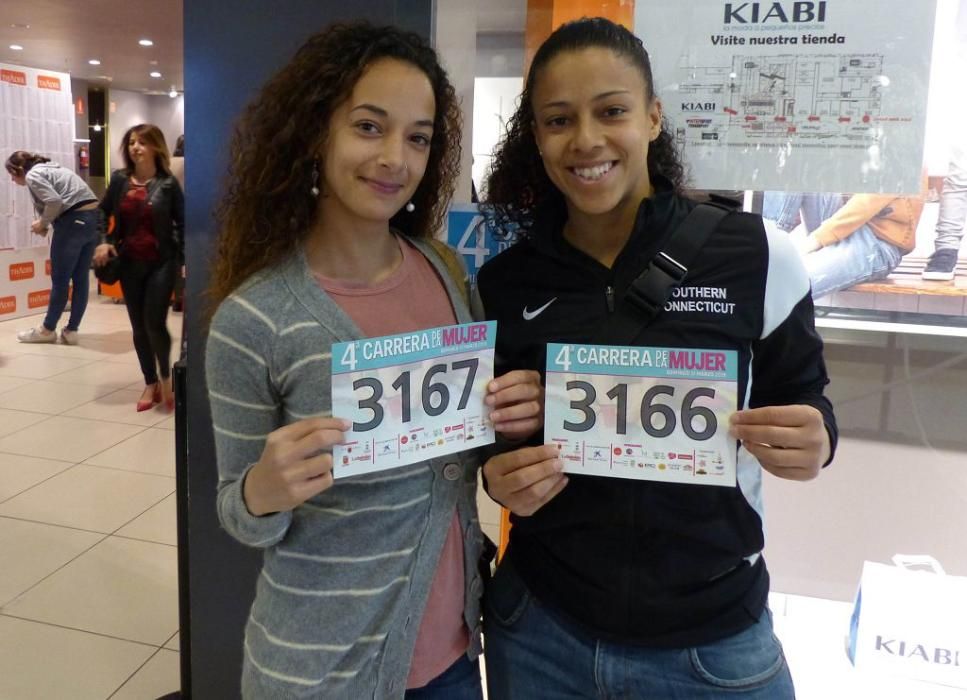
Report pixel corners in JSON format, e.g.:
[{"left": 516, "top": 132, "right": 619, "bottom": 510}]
[{"left": 635, "top": 1, "right": 937, "bottom": 193}]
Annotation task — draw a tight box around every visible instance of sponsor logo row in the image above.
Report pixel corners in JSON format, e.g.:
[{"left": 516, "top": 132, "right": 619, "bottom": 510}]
[{"left": 8, "top": 260, "right": 52, "bottom": 281}]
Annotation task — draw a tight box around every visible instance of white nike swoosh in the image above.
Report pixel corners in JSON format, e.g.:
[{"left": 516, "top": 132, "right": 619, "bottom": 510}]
[{"left": 522, "top": 297, "right": 557, "bottom": 321}]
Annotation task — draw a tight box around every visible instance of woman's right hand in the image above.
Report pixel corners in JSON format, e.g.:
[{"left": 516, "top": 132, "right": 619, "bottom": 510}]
[
  {"left": 483, "top": 444, "right": 568, "bottom": 516},
  {"left": 93, "top": 243, "right": 117, "bottom": 266},
  {"left": 243, "top": 417, "right": 349, "bottom": 516}
]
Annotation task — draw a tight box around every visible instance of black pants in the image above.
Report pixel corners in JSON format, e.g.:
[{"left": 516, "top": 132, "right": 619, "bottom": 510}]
[{"left": 120, "top": 257, "right": 176, "bottom": 384}]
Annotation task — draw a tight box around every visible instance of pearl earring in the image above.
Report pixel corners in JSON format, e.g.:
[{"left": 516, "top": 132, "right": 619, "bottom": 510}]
[
  {"left": 310, "top": 160, "right": 320, "bottom": 197},
  {"left": 405, "top": 202, "right": 416, "bottom": 213}
]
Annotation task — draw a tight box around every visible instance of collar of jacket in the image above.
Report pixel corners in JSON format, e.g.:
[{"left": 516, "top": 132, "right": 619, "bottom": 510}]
[{"left": 526, "top": 174, "right": 685, "bottom": 275}]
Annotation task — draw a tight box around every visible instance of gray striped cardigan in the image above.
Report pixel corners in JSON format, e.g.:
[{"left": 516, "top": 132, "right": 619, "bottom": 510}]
[{"left": 205, "top": 240, "right": 485, "bottom": 699}]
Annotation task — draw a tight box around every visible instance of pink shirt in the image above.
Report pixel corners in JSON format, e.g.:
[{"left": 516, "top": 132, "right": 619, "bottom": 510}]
[{"left": 315, "top": 236, "right": 470, "bottom": 689}]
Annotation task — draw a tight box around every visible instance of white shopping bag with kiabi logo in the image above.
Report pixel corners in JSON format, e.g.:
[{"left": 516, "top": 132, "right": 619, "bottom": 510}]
[{"left": 848, "top": 556, "right": 967, "bottom": 689}]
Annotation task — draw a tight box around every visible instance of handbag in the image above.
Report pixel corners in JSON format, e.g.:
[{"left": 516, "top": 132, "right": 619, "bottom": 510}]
[
  {"left": 848, "top": 555, "right": 967, "bottom": 689},
  {"left": 94, "top": 252, "right": 122, "bottom": 285}
]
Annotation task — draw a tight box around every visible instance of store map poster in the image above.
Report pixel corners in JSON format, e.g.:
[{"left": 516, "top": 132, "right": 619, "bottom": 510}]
[
  {"left": 544, "top": 343, "right": 739, "bottom": 487},
  {"left": 635, "top": 1, "right": 937, "bottom": 194},
  {"left": 331, "top": 321, "right": 496, "bottom": 479}
]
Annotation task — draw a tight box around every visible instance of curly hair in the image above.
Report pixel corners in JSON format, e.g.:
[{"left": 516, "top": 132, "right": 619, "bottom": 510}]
[
  {"left": 208, "top": 22, "right": 461, "bottom": 312},
  {"left": 119, "top": 124, "right": 172, "bottom": 175},
  {"left": 484, "top": 17, "right": 686, "bottom": 239}
]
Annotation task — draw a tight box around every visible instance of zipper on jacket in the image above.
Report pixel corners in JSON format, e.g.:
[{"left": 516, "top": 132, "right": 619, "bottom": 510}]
[{"left": 606, "top": 285, "right": 615, "bottom": 312}]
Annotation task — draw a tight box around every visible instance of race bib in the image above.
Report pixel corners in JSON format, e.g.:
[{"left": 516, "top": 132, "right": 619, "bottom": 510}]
[
  {"left": 544, "top": 343, "right": 738, "bottom": 486},
  {"left": 331, "top": 322, "right": 496, "bottom": 478}
]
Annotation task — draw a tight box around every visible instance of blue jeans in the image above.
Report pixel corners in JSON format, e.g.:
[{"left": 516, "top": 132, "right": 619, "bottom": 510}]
[
  {"left": 404, "top": 654, "right": 483, "bottom": 699},
  {"left": 483, "top": 560, "right": 794, "bottom": 699},
  {"left": 43, "top": 209, "right": 100, "bottom": 332},
  {"left": 762, "top": 191, "right": 903, "bottom": 299}
]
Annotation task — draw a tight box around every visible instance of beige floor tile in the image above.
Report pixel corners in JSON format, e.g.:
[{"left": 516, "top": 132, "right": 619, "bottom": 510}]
[
  {"left": 110, "top": 648, "right": 181, "bottom": 700},
  {"left": 116, "top": 494, "right": 176, "bottom": 546},
  {"left": 0, "top": 375, "right": 35, "bottom": 395},
  {"left": 0, "top": 415, "right": 144, "bottom": 462},
  {"left": 0, "top": 517, "right": 102, "bottom": 605},
  {"left": 45, "top": 361, "right": 143, "bottom": 389},
  {"left": 482, "top": 520, "right": 500, "bottom": 545},
  {"left": 155, "top": 415, "right": 176, "bottom": 430},
  {"left": 0, "top": 408, "right": 49, "bottom": 437},
  {"left": 0, "top": 464, "right": 174, "bottom": 533},
  {"left": 0, "top": 453, "right": 74, "bottom": 502},
  {"left": 164, "top": 631, "right": 180, "bottom": 651},
  {"left": 0, "top": 353, "right": 94, "bottom": 380},
  {"left": 0, "top": 379, "right": 117, "bottom": 414},
  {"left": 476, "top": 478, "right": 502, "bottom": 526},
  {"left": 0, "top": 615, "right": 155, "bottom": 700},
  {"left": 3, "top": 536, "right": 178, "bottom": 646},
  {"left": 65, "top": 389, "right": 172, "bottom": 427},
  {"left": 85, "top": 427, "right": 176, "bottom": 477}
]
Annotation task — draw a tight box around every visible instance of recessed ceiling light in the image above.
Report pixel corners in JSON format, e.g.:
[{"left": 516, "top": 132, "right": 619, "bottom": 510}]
[
  {"left": 149, "top": 71, "right": 162, "bottom": 78},
  {"left": 88, "top": 59, "right": 101, "bottom": 65},
  {"left": 138, "top": 38, "right": 154, "bottom": 47},
  {"left": 10, "top": 44, "right": 24, "bottom": 51}
]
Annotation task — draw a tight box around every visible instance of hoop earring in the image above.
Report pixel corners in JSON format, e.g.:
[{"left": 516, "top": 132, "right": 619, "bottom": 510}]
[
  {"left": 310, "top": 160, "right": 320, "bottom": 197},
  {"left": 405, "top": 202, "right": 416, "bottom": 213}
]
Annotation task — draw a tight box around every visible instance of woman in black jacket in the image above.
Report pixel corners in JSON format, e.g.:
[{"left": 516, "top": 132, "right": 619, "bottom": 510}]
[{"left": 94, "top": 124, "right": 184, "bottom": 411}]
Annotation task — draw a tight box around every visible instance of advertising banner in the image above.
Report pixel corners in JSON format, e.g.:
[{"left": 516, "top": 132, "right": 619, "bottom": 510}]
[
  {"left": 636, "top": 0, "right": 937, "bottom": 194},
  {"left": 0, "top": 63, "right": 74, "bottom": 251}
]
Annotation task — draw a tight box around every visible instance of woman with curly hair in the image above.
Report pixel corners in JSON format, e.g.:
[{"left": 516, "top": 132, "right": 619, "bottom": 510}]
[
  {"left": 205, "top": 22, "right": 540, "bottom": 699},
  {"left": 475, "top": 18, "right": 836, "bottom": 699}
]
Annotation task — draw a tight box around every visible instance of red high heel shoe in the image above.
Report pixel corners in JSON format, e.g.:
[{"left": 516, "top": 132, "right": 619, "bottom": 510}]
[{"left": 137, "top": 385, "right": 162, "bottom": 412}]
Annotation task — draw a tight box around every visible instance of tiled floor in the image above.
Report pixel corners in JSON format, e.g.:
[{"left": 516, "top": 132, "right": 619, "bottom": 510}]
[
  {"left": 0, "top": 294, "right": 180, "bottom": 700},
  {"left": 2, "top": 292, "right": 961, "bottom": 699}
]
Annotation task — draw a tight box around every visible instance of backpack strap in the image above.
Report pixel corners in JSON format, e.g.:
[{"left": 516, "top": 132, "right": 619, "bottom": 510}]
[
  {"left": 426, "top": 237, "right": 470, "bottom": 307},
  {"left": 598, "top": 201, "right": 732, "bottom": 345}
]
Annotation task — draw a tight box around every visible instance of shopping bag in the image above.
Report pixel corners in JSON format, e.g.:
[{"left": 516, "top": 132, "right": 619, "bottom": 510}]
[{"left": 848, "top": 555, "right": 967, "bottom": 689}]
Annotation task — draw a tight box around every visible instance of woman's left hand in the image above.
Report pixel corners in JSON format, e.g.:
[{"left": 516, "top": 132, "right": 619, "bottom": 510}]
[
  {"left": 30, "top": 220, "right": 47, "bottom": 236},
  {"left": 486, "top": 370, "right": 544, "bottom": 441},
  {"left": 729, "top": 405, "right": 830, "bottom": 481}
]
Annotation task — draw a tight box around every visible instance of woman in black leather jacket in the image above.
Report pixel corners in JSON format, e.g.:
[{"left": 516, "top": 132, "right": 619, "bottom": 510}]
[{"left": 94, "top": 123, "right": 184, "bottom": 411}]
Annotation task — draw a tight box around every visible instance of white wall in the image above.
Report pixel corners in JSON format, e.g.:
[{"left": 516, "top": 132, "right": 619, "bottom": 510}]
[{"left": 434, "top": 0, "right": 478, "bottom": 204}]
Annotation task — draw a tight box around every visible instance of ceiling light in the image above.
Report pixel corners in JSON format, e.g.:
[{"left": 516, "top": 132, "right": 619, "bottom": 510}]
[
  {"left": 92, "top": 124, "right": 102, "bottom": 132},
  {"left": 138, "top": 38, "right": 154, "bottom": 47},
  {"left": 10, "top": 44, "right": 23, "bottom": 51},
  {"left": 88, "top": 59, "right": 100, "bottom": 65},
  {"left": 169, "top": 89, "right": 178, "bottom": 98},
  {"left": 149, "top": 71, "right": 162, "bottom": 78}
]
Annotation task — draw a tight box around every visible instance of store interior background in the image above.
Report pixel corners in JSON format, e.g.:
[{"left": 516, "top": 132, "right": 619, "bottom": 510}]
[{"left": 0, "top": 0, "right": 965, "bottom": 698}]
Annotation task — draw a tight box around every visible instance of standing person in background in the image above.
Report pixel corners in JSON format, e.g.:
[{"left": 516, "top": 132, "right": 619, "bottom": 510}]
[
  {"left": 93, "top": 124, "right": 184, "bottom": 412},
  {"left": 922, "top": 142, "right": 967, "bottom": 280},
  {"left": 6, "top": 151, "right": 100, "bottom": 345},
  {"left": 169, "top": 134, "right": 185, "bottom": 190}
]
